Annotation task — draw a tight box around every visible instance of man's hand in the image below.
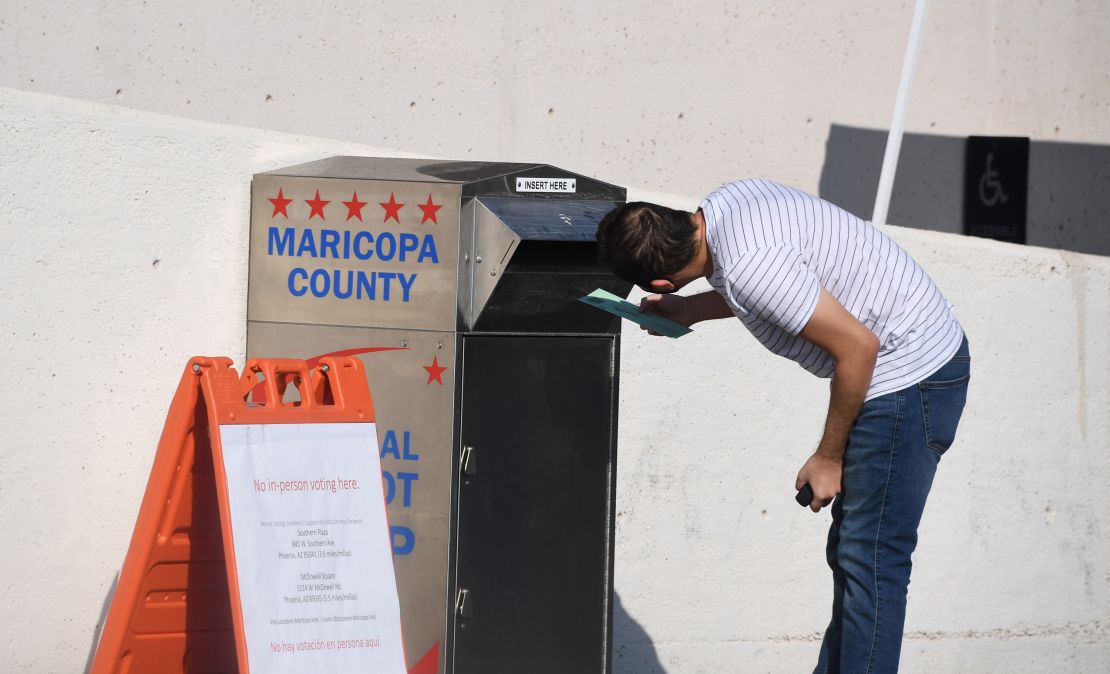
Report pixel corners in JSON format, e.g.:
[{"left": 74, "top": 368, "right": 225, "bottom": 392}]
[
  {"left": 795, "top": 452, "right": 842, "bottom": 512},
  {"left": 639, "top": 291, "right": 733, "bottom": 335},
  {"left": 639, "top": 294, "right": 695, "bottom": 334}
]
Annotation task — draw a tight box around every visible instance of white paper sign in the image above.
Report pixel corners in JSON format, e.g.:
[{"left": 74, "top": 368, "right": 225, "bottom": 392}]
[{"left": 219, "top": 422, "right": 406, "bottom": 674}]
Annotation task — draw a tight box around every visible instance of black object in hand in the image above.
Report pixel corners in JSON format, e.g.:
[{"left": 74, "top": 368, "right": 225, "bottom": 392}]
[{"left": 795, "top": 483, "right": 814, "bottom": 508}]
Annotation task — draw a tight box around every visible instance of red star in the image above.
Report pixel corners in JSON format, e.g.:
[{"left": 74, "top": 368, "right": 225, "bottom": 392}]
[
  {"left": 423, "top": 356, "right": 447, "bottom": 386},
  {"left": 342, "top": 191, "right": 368, "bottom": 221},
  {"left": 418, "top": 194, "right": 442, "bottom": 224},
  {"left": 305, "top": 190, "right": 330, "bottom": 220},
  {"left": 268, "top": 188, "right": 293, "bottom": 218},
  {"left": 380, "top": 192, "right": 404, "bottom": 223}
]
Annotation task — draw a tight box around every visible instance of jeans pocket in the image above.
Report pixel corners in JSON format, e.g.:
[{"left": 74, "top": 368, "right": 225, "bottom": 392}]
[{"left": 918, "top": 364, "right": 970, "bottom": 455}]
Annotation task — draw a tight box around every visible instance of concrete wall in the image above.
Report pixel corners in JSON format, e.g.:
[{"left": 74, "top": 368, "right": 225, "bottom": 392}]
[
  {"left": 2, "top": 87, "right": 1108, "bottom": 672},
  {"left": 3, "top": 0, "right": 1108, "bottom": 232}
]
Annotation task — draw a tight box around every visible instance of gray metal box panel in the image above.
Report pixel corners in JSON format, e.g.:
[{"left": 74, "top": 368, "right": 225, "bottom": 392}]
[{"left": 249, "top": 175, "right": 462, "bottom": 332}]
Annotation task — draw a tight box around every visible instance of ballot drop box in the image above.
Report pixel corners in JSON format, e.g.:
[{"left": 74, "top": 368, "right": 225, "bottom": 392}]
[{"left": 247, "top": 158, "right": 632, "bottom": 674}]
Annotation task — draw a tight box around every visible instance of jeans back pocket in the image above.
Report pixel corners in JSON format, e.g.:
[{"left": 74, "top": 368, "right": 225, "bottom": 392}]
[{"left": 918, "top": 357, "right": 970, "bottom": 455}]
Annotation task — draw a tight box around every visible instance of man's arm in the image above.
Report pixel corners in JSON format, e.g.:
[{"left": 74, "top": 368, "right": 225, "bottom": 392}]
[{"left": 795, "top": 288, "right": 880, "bottom": 512}]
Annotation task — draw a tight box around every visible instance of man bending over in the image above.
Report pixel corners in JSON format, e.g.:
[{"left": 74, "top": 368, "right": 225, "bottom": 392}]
[{"left": 596, "top": 179, "right": 970, "bottom": 673}]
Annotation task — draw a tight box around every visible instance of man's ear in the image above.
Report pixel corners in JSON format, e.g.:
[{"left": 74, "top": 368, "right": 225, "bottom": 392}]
[{"left": 648, "top": 279, "right": 676, "bottom": 294}]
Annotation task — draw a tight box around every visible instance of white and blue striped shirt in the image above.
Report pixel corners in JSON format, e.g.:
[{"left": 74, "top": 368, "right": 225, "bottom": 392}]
[{"left": 701, "top": 179, "right": 964, "bottom": 400}]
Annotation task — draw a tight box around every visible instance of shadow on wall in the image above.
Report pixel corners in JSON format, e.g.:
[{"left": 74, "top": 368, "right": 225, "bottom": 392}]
[
  {"left": 84, "top": 573, "right": 119, "bottom": 674},
  {"left": 818, "top": 124, "right": 1110, "bottom": 257},
  {"left": 613, "top": 591, "right": 668, "bottom": 674}
]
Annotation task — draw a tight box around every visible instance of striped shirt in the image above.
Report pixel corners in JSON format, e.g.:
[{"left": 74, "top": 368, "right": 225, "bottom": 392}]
[{"left": 701, "top": 179, "right": 964, "bottom": 400}]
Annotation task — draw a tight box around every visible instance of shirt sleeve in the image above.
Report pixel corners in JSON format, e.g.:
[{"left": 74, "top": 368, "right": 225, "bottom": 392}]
[{"left": 721, "top": 246, "right": 821, "bottom": 336}]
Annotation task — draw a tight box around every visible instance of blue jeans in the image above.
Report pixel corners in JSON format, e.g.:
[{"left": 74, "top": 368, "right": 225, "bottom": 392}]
[{"left": 815, "top": 337, "right": 970, "bottom": 674}]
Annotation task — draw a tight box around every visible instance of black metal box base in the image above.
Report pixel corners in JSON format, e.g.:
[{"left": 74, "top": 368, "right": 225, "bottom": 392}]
[{"left": 451, "top": 335, "right": 618, "bottom": 674}]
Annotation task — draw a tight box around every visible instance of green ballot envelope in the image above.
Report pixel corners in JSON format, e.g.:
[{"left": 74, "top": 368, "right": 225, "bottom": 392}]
[{"left": 577, "top": 288, "right": 693, "bottom": 338}]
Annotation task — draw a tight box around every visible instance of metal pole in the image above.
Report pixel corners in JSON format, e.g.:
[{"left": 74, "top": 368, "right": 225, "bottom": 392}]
[{"left": 872, "top": 0, "right": 930, "bottom": 225}]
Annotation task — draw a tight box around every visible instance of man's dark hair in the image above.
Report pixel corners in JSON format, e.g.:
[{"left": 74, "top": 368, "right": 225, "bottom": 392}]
[{"left": 595, "top": 202, "right": 698, "bottom": 287}]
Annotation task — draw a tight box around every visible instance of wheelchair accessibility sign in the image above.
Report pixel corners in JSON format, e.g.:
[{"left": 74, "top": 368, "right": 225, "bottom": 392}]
[
  {"left": 963, "top": 136, "right": 1029, "bottom": 244},
  {"left": 979, "top": 152, "right": 1008, "bottom": 207}
]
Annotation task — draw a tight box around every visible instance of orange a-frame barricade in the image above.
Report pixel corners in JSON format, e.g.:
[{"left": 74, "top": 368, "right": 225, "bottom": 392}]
[{"left": 91, "top": 356, "right": 376, "bottom": 674}]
